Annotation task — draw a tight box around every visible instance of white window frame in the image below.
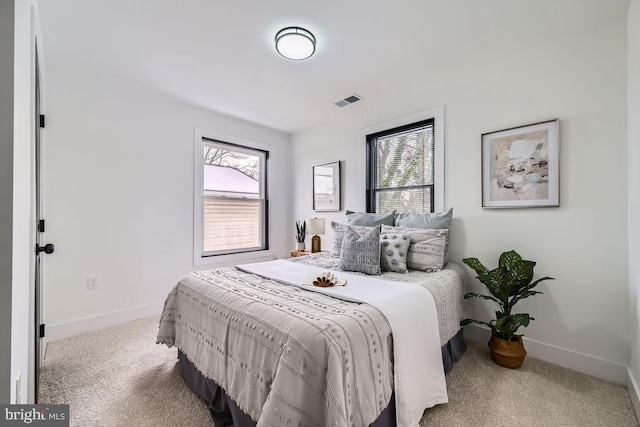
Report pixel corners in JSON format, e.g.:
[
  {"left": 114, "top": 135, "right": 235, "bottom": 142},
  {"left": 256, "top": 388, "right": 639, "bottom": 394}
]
[
  {"left": 362, "top": 106, "right": 445, "bottom": 212},
  {"left": 193, "top": 128, "right": 273, "bottom": 267}
]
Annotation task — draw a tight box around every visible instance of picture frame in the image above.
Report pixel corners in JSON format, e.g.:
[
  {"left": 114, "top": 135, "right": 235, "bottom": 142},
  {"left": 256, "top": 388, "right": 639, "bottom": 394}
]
[
  {"left": 313, "top": 160, "right": 341, "bottom": 212},
  {"left": 482, "top": 119, "right": 559, "bottom": 208}
]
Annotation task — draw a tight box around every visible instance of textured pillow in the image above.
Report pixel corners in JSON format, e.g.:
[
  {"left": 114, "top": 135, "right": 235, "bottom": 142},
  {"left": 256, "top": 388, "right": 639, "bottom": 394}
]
[
  {"left": 382, "top": 225, "right": 448, "bottom": 272},
  {"left": 329, "top": 222, "right": 373, "bottom": 257},
  {"left": 346, "top": 210, "right": 396, "bottom": 226},
  {"left": 339, "top": 226, "right": 381, "bottom": 275},
  {"left": 380, "top": 233, "right": 411, "bottom": 273},
  {"left": 395, "top": 207, "right": 453, "bottom": 229},
  {"left": 383, "top": 224, "right": 451, "bottom": 260}
]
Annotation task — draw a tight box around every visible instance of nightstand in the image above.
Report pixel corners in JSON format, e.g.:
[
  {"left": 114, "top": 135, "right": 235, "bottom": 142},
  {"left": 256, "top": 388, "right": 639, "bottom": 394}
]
[{"left": 290, "top": 250, "right": 313, "bottom": 258}]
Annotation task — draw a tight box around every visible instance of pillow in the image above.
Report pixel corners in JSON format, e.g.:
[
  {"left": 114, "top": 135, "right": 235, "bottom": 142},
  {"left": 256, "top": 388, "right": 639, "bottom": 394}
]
[
  {"left": 394, "top": 207, "right": 453, "bottom": 229},
  {"left": 383, "top": 224, "right": 451, "bottom": 263},
  {"left": 380, "top": 233, "right": 411, "bottom": 273},
  {"left": 346, "top": 210, "right": 396, "bottom": 226},
  {"left": 329, "top": 222, "right": 373, "bottom": 257},
  {"left": 339, "top": 226, "right": 381, "bottom": 275},
  {"left": 381, "top": 226, "right": 448, "bottom": 272}
]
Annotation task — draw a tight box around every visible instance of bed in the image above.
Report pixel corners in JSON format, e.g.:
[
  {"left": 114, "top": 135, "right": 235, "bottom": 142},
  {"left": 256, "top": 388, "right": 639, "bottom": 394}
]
[{"left": 157, "top": 252, "right": 471, "bottom": 427}]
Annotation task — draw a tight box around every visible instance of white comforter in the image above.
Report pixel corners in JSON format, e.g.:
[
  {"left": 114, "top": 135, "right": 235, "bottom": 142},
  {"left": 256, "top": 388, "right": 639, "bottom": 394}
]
[
  {"left": 289, "top": 253, "right": 471, "bottom": 346},
  {"left": 239, "top": 259, "right": 448, "bottom": 427}
]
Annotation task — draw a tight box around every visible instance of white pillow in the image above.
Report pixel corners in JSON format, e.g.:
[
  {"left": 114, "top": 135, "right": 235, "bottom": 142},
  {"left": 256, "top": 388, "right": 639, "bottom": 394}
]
[
  {"left": 380, "top": 232, "right": 411, "bottom": 273},
  {"left": 394, "top": 209, "right": 453, "bottom": 261},
  {"left": 381, "top": 225, "right": 449, "bottom": 272}
]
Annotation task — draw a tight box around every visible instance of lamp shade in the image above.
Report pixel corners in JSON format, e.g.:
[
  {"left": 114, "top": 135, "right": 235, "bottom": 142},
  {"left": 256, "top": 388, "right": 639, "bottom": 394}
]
[{"left": 307, "top": 218, "right": 325, "bottom": 235}]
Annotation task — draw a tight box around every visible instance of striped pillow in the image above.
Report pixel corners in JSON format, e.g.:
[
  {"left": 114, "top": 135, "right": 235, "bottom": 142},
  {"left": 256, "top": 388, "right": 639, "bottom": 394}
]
[{"left": 381, "top": 226, "right": 449, "bottom": 272}]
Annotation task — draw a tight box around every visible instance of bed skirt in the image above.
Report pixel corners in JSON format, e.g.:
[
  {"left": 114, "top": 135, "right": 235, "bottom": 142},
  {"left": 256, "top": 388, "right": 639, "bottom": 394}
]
[{"left": 177, "top": 329, "right": 466, "bottom": 427}]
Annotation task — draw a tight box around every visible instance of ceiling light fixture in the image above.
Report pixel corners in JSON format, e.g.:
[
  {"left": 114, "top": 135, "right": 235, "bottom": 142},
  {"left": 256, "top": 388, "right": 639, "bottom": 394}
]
[{"left": 275, "top": 27, "right": 316, "bottom": 61}]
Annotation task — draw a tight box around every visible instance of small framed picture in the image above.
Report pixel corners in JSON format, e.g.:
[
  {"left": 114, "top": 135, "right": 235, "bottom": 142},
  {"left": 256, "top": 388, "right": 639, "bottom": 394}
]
[
  {"left": 482, "top": 119, "right": 559, "bottom": 208},
  {"left": 313, "top": 161, "right": 341, "bottom": 212}
]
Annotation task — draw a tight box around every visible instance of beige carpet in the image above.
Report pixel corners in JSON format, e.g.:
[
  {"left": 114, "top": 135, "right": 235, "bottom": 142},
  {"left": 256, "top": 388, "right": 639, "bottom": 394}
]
[{"left": 40, "top": 316, "right": 639, "bottom": 427}]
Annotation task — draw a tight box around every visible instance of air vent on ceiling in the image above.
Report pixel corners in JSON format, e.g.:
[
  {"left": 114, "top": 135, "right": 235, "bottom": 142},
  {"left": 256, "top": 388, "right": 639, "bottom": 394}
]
[{"left": 334, "top": 93, "right": 363, "bottom": 107}]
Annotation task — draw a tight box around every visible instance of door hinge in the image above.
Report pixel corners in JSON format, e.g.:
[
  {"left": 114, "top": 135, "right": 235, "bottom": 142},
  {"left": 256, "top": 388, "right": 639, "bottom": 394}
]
[
  {"left": 39, "top": 324, "right": 45, "bottom": 338},
  {"left": 38, "top": 219, "right": 45, "bottom": 233},
  {"left": 39, "top": 114, "right": 45, "bottom": 128}
]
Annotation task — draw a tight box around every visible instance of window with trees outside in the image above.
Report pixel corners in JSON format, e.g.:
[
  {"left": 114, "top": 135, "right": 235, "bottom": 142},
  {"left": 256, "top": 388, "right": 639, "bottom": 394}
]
[
  {"left": 198, "top": 137, "right": 268, "bottom": 257},
  {"left": 366, "top": 118, "right": 435, "bottom": 214}
]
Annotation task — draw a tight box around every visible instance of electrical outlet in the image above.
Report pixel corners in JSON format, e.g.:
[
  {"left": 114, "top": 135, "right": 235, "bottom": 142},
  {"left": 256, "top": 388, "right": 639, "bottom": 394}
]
[{"left": 87, "top": 276, "right": 99, "bottom": 290}]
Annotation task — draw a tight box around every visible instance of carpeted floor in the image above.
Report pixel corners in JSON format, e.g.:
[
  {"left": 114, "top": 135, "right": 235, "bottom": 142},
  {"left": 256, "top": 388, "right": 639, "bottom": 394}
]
[{"left": 40, "top": 316, "right": 639, "bottom": 427}]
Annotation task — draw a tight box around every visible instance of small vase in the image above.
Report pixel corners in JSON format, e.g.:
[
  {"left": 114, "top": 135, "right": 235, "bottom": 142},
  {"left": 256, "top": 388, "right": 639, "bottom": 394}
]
[
  {"left": 488, "top": 334, "right": 527, "bottom": 369},
  {"left": 296, "top": 242, "right": 305, "bottom": 251}
]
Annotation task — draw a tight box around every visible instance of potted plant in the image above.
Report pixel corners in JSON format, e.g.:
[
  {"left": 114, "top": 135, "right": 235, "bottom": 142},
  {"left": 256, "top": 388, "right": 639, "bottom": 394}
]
[
  {"left": 461, "top": 250, "right": 554, "bottom": 368},
  {"left": 295, "top": 220, "right": 307, "bottom": 251}
]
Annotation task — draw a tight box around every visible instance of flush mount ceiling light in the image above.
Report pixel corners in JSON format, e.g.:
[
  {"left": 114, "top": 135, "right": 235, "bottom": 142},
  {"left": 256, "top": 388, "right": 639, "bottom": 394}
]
[{"left": 275, "top": 27, "right": 316, "bottom": 60}]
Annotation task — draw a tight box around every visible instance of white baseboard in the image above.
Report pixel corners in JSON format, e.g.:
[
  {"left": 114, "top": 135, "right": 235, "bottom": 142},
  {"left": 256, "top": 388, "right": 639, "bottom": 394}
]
[
  {"left": 628, "top": 367, "right": 640, "bottom": 420},
  {"left": 464, "top": 324, "right": 628, "bottom": 385},
  {"left": 45, "top": 301, "right": 164, "bottom": 345}
]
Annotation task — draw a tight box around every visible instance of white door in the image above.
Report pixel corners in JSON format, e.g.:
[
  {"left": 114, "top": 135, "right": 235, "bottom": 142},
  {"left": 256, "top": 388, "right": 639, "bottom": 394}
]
[{"left": 34, "top": 44, "right": 54, "bottom": 403}]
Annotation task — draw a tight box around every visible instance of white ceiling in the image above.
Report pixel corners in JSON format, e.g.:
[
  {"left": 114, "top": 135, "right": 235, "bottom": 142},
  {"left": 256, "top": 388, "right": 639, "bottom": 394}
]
[{"left": 38, "top": 0, "right": 630, "bottom": 134}]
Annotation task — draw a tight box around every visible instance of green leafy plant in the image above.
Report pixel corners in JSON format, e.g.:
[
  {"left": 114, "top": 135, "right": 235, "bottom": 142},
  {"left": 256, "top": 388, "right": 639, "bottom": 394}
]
[
  {"left": 295, "top": 220, "right": 307, "bottom": 243},
  {"left": 461, "top": 250, "right": 554, "bottom": 341}
]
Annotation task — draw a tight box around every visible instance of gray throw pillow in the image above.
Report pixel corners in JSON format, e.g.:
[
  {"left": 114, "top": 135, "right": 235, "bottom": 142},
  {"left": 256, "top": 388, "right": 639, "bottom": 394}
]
[
  {"left": 346, "top": 210, "right": 396, "bottom": 226},
  {"left": 394, "top": 207, "right": 453, "bottom": 229},
  {"left": 329, "top": 222, "right": 373, "bottom": 257},
  {"left": 380, "top": 233, "right": 411, "bottom": 273},
  {"left": 381, "top": 226, "right": 448, "bottom": 272},
  {"left": 339, "top": 226, "right": 381, "bottom": 275}
]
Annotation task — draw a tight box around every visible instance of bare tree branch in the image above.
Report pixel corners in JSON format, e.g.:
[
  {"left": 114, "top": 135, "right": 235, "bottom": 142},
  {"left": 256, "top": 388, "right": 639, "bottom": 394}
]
[{"left": 203, "top": 147, "right": 260, "bottom": 180}]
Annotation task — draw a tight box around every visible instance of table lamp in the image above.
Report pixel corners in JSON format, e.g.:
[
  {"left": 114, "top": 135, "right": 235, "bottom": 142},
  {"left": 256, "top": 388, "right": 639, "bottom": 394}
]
[{"left": 308, "top": 218, "right": 325, "bottom": 253}]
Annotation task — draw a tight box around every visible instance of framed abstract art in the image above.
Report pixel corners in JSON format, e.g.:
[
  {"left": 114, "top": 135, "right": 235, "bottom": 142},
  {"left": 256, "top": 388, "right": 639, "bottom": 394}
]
[{"left": 482, "top": 119, "right": 559, "bottom": 208}]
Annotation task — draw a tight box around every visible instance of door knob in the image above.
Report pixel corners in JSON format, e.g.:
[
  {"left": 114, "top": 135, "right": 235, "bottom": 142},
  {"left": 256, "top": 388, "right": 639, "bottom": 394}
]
[{"left": 36, "top": 243, "right": 54, "bottom": 255}]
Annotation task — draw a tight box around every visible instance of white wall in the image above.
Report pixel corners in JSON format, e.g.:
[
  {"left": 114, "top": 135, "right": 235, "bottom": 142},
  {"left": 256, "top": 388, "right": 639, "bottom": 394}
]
[
  {"left": 11, "top": 0, "right": 41, "bottom": 404},
  {"left": 43, "top": 63, "right": 292, "bottom": 338},
  {"left": 293, "top": 18, "right": 629, "bottom": 372},
  {"left": 628, "top": 0, "right": 640, "bottom": 398},
  {"left": 0, "top": 0, "right": 16, "bottom": 405}
]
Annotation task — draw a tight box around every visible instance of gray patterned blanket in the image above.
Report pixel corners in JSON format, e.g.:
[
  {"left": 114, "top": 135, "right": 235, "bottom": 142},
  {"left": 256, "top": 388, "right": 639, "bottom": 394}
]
[
  {"left": 157, "top": 266, "right": 394, "bottom": 427},
  {"left": 238, "top": 260, "right": 447, "bottom": 427},
  {"left": 157, "top": 256, "right": 466, "bottom": 427}
]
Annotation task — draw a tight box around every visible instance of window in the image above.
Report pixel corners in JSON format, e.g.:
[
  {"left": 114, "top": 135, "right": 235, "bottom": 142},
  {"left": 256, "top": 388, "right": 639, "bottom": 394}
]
[
  {"left": 366, "top": 119, "right": 436, "bottom": 213},
  {"left": 196, "top": 136, "right": 268, "bottom": 259}
]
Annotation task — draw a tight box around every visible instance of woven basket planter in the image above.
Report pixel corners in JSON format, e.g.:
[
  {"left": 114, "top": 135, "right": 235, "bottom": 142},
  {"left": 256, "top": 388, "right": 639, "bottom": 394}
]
[{"left": 488, "top": 335, "right": 527, "bottom": 369}]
